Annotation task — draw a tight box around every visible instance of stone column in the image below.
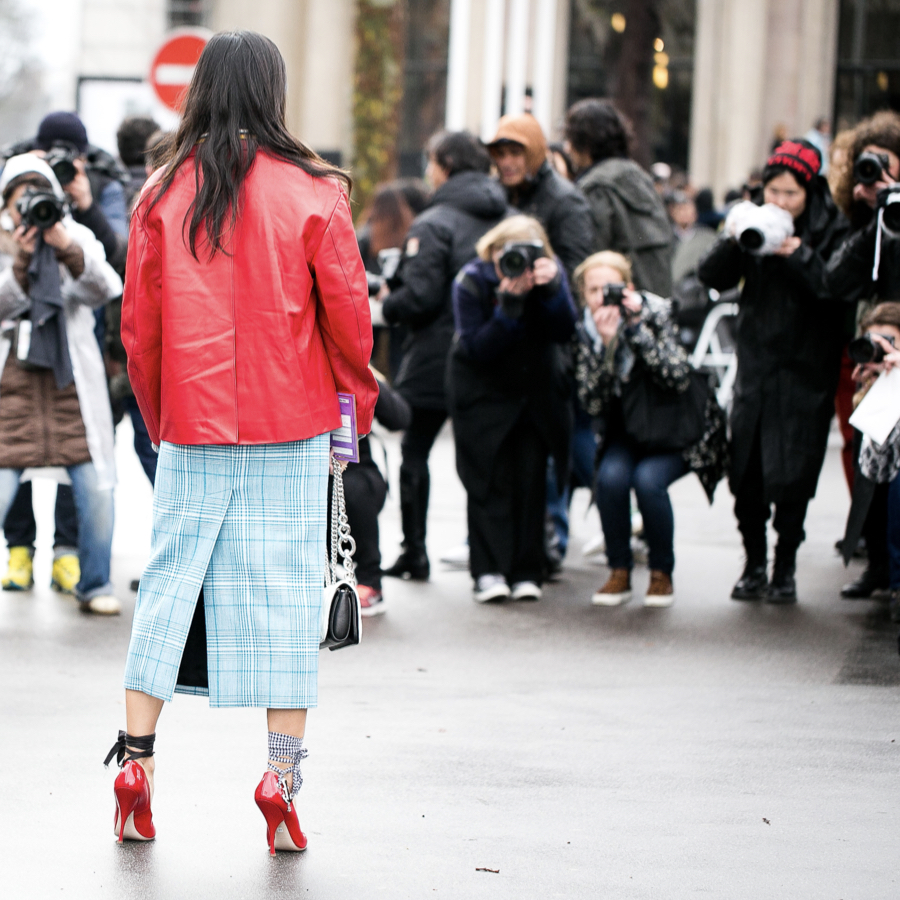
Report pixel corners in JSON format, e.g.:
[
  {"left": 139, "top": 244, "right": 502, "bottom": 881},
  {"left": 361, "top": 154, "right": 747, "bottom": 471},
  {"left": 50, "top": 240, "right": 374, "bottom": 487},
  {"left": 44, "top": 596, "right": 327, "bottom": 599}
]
[{"left": 690, "top": 0, "right": 839, "bottom": 201}]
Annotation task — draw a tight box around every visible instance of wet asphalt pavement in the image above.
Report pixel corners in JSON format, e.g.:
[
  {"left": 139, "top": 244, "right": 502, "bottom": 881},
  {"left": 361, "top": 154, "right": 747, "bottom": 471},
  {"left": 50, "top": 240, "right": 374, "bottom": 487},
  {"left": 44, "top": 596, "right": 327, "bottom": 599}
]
[{"left": 1, "top": 422, "right": 899, "bottom": 899}]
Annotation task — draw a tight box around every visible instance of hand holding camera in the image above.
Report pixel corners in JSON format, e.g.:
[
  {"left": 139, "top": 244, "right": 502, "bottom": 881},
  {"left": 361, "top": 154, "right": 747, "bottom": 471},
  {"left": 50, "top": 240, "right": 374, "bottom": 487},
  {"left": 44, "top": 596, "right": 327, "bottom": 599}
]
[
  {"left": 592, "top": 283, "right": 642, "bottom": 346},
  {"left": 495, "top": 241, "right": 559, "bottom": 318},
  {"left": 850, "top": 333, "right": 900, "bottom": 382}
]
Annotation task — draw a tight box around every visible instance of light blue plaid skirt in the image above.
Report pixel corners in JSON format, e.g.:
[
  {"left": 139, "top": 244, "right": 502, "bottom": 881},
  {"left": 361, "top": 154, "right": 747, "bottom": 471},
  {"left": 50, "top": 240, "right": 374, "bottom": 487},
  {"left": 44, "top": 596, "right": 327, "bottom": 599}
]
[{"left": 124, "top": 436, "right": 329, "bottom": 708}]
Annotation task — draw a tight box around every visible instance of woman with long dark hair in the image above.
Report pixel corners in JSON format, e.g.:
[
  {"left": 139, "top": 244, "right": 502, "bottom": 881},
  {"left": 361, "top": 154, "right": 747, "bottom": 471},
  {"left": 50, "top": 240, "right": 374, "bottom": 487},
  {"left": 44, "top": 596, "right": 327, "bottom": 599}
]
[{"left": 108, "top": 32, "right": 378, "bottom": 854}]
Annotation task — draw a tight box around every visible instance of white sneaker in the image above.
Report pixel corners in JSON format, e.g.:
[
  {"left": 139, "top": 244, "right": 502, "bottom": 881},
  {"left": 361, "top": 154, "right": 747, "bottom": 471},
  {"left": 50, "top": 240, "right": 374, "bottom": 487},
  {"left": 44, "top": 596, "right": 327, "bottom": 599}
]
[
  {"left": 591, "top": 569, "right": 633, "bottom": 606},
  {"left": 473, "top": 574, "right": 510, "bottom": 603},
  {"left": 581, "top": 533, "right": 606, "bottom": 559},
  {"left": 511, "top": 581, "right": 542, "bottom": 601},
  {"left": 440, "top": 542, "right": 470, "bottom": 568},
  {"left": 83, "top": 594, "right": 122, "bottom": 615}
]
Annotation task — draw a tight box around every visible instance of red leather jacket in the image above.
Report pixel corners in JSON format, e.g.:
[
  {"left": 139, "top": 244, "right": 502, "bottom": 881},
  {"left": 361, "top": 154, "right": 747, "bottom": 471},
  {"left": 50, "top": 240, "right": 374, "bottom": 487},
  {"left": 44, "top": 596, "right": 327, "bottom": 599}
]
[{"left": 122, "top": 151, "right": 377, "bottom": 447}]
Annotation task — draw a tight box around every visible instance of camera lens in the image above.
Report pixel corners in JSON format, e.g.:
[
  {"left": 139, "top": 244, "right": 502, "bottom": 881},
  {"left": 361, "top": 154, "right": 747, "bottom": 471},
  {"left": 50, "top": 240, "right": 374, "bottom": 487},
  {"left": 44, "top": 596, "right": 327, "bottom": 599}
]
[
  {"left": 738, "top": 227, "right": 765, "bottom": 251},
  {"left": 499, "top": 250, "right": 527, "bottom": 279},
  {"left": 883, "top": 201, "right": 900, "bottom": 233},
  {"left": 30, "top": 199, "right": 60, "bottom": 229},
  {"left": 50, "top": 158, "right": 77, "bottom": 186},
  {"left": 848, "top": 335, "right": 885, "bottom": 365}
]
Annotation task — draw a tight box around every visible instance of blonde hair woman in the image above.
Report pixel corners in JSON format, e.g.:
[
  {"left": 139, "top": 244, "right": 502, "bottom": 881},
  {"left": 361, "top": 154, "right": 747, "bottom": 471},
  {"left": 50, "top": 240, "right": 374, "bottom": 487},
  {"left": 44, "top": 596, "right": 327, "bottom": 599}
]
[{"left": 447, "top": 215, "right": 577, "bottom": 602}]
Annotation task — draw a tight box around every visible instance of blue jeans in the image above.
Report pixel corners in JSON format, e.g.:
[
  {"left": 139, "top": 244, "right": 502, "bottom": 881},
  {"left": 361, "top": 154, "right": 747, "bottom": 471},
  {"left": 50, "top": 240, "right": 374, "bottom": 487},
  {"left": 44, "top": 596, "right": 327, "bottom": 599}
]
[
  {"left": 595, "top": 441, "right": 687, "bottom": 574},
  {"left": 889, "top": 473, "right": 900, "bottom": 590},
  {"left": 0, "top": 463, "right": 114, "bottom": 600},
  {"left": 124, "top": 395, "right": 157, "bottom": 485},
  {"left": 546, "top": 410, "right": 598, "bottom": 555}
]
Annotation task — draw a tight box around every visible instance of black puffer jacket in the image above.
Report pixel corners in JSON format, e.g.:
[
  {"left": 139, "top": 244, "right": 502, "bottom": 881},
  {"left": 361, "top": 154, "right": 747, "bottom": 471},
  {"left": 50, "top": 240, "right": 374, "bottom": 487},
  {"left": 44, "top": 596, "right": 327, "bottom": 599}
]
[
  {"left": 382, "top": 170, "right": 508, "bottom": 410},
  {"left": 698, "top": 179, "right": 849, "bottom": 503},
  {"left": 505, "top": 161, "right": 595, "bottom": 280}
]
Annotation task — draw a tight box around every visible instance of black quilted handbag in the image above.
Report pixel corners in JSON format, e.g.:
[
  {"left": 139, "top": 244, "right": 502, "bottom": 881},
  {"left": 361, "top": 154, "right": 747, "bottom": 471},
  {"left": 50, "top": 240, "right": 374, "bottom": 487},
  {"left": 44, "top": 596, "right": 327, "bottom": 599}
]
[{"left": 320, "top": 464, "right": 361, "bottom": 651}]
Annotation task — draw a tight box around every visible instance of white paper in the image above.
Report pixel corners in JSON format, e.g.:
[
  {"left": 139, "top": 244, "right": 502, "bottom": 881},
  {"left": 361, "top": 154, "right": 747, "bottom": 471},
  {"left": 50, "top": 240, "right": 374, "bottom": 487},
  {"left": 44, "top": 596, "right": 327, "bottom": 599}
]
[{"left": 849, "top": 367, "right": 900, "bottom": 445}]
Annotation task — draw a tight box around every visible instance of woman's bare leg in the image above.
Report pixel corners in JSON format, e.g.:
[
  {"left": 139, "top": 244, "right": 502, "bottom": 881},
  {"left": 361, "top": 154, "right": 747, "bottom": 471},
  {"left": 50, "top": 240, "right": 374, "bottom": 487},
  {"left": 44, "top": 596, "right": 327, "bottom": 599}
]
[
  {"left": 266, "top": 709, "right": 307, "bottom": 793},
  {"left": 125, "top": 689, "right": 164, "bottom": 792}
]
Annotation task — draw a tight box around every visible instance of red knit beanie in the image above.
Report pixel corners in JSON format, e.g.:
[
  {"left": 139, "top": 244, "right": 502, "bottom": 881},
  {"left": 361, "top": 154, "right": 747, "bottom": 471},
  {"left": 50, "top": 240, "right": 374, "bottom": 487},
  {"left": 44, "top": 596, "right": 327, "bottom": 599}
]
[{"left": 763, "top": 139, "right": 822, "bottom": 186}]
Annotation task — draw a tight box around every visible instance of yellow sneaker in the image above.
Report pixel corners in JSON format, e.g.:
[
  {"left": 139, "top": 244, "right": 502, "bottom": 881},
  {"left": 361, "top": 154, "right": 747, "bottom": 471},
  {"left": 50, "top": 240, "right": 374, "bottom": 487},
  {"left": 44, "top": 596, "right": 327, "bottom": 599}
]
[
  {"left": 51, "top": 553, "right": 80, "bottom": 594},
  {"left": 2, "top": 546, "right": 34, "bottom": 591}
]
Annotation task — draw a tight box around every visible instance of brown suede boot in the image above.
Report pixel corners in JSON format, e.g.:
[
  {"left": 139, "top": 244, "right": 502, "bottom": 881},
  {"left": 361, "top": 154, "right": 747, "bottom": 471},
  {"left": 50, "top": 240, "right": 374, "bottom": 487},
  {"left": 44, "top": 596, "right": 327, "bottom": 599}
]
[
  {"left": 592, "top": 568, "right": 632, "bottom": 606},
  {"left": 644, "top": 570, "right": 674, "bottom": 607}
]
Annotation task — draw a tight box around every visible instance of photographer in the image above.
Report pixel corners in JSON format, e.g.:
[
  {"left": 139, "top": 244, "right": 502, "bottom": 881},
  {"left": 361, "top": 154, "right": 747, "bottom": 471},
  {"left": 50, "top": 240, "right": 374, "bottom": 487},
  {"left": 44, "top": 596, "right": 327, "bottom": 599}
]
[
  {"left": 448, "top": 215, "right": 577, "bottom": 602},
  {"left": 827, "top": 111, "right": 900, "bottom": 304},
  {"left": 826, "top": 112, "right": 900, "bottom": 599},
  {"left": 850, "top": 304, "right": 900, "bottom": 622},
  {"left": 698, "top": 139, "right": 848, "bottom": 604},
  {"left": 379, "top": 131, "right": 508, "bottom": 581},
  {"left": 0, "top": 155, "right": 122, "bottom": 613},
  {"left": 574, "top": 252, "right": 727, "bottom": 608},
  {"left": 1, "top": 112, "right": 128, "bottom": 594}
]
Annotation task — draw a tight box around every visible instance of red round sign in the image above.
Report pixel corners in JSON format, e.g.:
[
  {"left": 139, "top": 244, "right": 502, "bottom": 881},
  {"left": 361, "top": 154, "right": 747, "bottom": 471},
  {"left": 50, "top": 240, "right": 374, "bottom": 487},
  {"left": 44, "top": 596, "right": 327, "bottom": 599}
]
[{"left": 149, "top": 31, "right": 210, "bottom": 112}]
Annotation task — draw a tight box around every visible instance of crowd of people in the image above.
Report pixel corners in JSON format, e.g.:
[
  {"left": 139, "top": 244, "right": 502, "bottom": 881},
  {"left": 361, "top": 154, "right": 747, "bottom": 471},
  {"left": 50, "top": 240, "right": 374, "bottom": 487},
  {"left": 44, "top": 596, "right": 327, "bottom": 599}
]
[
  {"left": 1, "top": 82, "right": 899, "bottom": 623},
  {"left": 363, "top": 102, "right": 900, "bottom": 618},
  {"left": 2, "top": 29, "right": 899, "bottom": 856}
]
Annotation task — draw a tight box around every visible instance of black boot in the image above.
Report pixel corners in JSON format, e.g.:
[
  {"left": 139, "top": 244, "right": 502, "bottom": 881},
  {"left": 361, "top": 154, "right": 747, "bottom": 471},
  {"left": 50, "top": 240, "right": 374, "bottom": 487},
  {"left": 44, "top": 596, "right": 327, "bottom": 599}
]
[
  {"left": 841, "top": 565, "right": 890, "bottom": 599},
  {"left": 383, "top": 468, "right": 430, "bottom": 580},
  {"left": 767, "top": 545, "right": 797, "bottom": 604},
  {"left": 731, "top": 558, "right": 768, "bottom": 601}
]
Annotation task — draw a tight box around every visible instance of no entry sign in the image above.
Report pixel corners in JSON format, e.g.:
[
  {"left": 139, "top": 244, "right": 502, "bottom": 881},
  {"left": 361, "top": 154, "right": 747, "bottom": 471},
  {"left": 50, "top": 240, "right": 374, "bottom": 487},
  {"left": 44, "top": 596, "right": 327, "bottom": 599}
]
[{"left": 149, "top": 30, "right": 210, "bottom": 112}]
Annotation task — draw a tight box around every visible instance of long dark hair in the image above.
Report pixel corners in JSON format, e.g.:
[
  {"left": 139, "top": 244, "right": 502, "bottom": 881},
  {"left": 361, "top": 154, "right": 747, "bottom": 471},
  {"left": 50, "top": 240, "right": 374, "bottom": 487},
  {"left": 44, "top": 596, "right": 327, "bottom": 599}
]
[{"left": 148, "top": 31, "right": 350, "bottom": 259}]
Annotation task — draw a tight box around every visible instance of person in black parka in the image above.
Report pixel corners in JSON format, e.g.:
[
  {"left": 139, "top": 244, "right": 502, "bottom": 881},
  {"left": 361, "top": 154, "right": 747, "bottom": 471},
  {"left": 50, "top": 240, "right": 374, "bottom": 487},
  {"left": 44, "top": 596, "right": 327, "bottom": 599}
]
[
  {"left": 380, "top": 131, "right": 509, "bottom": 580},
  {"left": 448, "top": 215, "right": 577, "bottom": 602},
  {"left": 698, "top": 140, "right": 849, "bottom": 603}
]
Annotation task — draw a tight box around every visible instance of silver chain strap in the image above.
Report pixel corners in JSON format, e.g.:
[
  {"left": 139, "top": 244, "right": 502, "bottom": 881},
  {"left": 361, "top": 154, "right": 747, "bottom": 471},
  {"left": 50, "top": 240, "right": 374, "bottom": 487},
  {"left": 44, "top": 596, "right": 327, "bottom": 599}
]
[{"left": 327, "top": 464, "right": 357, "bottom": 587}]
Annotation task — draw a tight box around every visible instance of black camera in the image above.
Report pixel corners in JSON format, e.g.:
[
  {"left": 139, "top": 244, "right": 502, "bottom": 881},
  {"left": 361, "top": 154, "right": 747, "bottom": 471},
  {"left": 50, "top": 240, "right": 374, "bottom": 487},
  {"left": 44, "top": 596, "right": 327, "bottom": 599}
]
[
  {"left": 848, "top": 333, "right": 894, "bottom": 365},
  {"left": 602, "top": 283, "right": 626, "bottom": 306},
  {"left": 877, "top": 185, "right": 900, "bottom": 234},
  {"left": 15, "top": 187, "right": 65, "bottom": 230},
  {"left": 44, "top": 143, "right": 80, "bottom": 187},
  {"left": 854, "top": 150, "right": 891, "bottom": 186},
  {"left": 498, "top": 240, "right": 545, "bottom": 278}
]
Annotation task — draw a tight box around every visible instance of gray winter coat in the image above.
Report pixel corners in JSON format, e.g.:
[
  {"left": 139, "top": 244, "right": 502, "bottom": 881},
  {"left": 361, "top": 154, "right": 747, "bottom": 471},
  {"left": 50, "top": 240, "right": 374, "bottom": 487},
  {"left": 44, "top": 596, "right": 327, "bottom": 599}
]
[{"left": 577, "top": 158, "right": 674, "bottom": 297}]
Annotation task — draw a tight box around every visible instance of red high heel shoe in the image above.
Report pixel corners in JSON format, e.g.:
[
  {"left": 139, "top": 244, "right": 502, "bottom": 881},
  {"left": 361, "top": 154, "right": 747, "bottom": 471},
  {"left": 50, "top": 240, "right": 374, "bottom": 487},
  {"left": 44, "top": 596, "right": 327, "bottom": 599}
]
[
  {"left": 254, "top": 771, "right": 307, "bottom": 855},
  {"left": 105, "top": 731, "right": 156, "bottom": 843}
]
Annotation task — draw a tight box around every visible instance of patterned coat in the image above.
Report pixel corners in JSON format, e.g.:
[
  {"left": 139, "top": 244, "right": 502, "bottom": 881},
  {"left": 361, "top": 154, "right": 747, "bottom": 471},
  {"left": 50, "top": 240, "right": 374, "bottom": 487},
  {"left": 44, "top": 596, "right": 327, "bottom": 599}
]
[{"left": 574, "top": 294, "right": 728, "bottom": 502}]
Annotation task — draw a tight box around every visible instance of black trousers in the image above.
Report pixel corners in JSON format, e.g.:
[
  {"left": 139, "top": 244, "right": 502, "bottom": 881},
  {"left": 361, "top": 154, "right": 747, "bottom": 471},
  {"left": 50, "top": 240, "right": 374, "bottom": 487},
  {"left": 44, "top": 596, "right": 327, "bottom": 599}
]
[
  {"left": 397, "top": 406, "right": 447, "bottom": 552},
  {"left": 468, "top": 414, "right": 548, "bottom": 584},
  {"left": 342, "top": 463, "right": 388, "bottom": 590},
  {"left": 733, "top": 430, "right": 809, "bottom": 561},
  {"left": 4, "top": 481, "right": 78, "bottom": 551}
]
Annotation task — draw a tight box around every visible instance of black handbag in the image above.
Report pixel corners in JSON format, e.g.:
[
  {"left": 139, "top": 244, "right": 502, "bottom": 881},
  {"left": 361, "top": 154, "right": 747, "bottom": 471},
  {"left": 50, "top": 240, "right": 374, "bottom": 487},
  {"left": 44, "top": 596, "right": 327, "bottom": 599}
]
[
  {"left": 320, "top": 464, "right": 361, "bottom": 651},
  {"left": 621, "top": 367, "right": 709, "bottom": 453}
]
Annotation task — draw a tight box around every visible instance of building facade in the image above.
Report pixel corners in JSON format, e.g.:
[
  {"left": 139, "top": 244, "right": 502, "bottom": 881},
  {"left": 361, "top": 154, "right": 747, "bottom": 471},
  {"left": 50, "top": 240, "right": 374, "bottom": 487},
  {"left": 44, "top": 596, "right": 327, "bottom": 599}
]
[{"left": 5, "top": 0, "right": 898, "bottom": 202}]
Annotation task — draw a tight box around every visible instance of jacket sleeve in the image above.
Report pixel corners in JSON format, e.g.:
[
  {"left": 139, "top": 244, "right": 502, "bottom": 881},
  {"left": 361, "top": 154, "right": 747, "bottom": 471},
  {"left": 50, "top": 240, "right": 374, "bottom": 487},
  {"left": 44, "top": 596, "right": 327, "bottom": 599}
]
[
  {"left": 373, "top": 374, "right": 412, "bottom": 431},
  {"left": 574, "top": 330, "right": 615, "bottom": 417},
  {"left": 122, "top": 206, "right": 163, "bottom": 446},
  {"left": 0, "top": 256, "right": 30, "bottom": 321},
  {"left": 381, "top": 219, "right": 452, "bottom": 329},
  {"left": 780, "top": 241, "right": 838, "bottom": 303},
  {"left": 63, "top": 222, "right": 123, "bottom": 310},
  {"left": 825, "top": 221, "right": 877, "bottom": 303},
  {"left": 549, "top": 192, "right": 595, "bottom": 279},
  {"left": 697, "top": 235, "right": 743, "bottom": 292},
  {"left": 531, "top": 268, "right": 578, "bottom": 342},
  {"left": 310, "top": 191, "right": 380, "bottom": 436}
]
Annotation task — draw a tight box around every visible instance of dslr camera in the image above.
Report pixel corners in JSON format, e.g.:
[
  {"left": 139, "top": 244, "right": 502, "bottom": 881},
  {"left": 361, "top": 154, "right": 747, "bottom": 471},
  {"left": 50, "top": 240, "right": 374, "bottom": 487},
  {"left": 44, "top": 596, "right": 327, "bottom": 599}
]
[
  {"left": 43, "top": 142, "right": 80, "bottom": 187},
  {"left": 854, "top": 150, "right": 891, "bottom": 186},
  {"left": 498, "top": 240, "right": 545, "bottom": 278},
  {"left": 602, "top": 283, "right": 626, "bottom": 306},
  {"left": 848, "top": 332, "right": 895, "bottom": 365},
  {"left": 15, "top": 187, "right": 65, "bottom": 230},
  {"left": 724, "top": 200, "right": 794, "bottom": 255}
]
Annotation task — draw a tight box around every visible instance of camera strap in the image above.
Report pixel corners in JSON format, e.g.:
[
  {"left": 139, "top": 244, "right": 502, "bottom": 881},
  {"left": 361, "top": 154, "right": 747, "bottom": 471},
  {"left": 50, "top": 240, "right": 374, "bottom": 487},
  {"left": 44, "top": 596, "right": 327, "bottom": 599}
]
[{"left": 872, "top": 206, "right": 885, "bottom": 284}]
